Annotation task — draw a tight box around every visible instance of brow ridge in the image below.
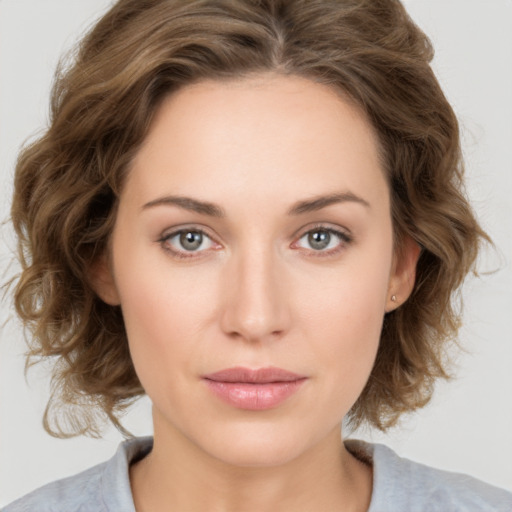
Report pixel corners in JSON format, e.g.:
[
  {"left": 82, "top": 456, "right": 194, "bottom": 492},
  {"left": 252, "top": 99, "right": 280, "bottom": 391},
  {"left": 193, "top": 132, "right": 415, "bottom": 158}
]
[
  {"left": 287, "top": 192, "right": 370, "bottom": 215},
  {"left": 142, "top": 196, "right": 225, "bottom": 217},
  {"left": 142, "top": 191, "right": 369, "bottom": 217}
]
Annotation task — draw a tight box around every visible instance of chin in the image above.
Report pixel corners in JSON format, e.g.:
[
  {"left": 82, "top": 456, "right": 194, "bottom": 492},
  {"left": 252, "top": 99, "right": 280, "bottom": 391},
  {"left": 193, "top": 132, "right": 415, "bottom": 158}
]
[
  {"left": 209, "top": 439, "right": 305, "bottom": 468},
  {"left": 194, "top": 420, "right": 327, "bottom": 468}
]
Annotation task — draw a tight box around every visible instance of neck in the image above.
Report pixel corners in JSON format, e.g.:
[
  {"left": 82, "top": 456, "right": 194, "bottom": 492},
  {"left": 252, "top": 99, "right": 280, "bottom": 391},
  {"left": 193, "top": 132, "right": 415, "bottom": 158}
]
[{"left": 130, "top": 423, "right": 372, "bottom": 512}]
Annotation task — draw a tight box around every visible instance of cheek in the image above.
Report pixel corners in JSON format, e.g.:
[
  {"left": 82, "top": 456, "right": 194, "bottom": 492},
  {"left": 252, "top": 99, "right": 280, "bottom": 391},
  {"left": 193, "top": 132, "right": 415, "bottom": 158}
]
[
  {"left": 115, "top": 260, "right": 227, "bottom": 407},
  {"left": 300, "top": 246, "right": 390, "bottom": 337},
  {"left": 305, "top": 303, "right": 382, "bottom": 423},
  {"left": 306, "top": 283, "right": 384, "bottom": 369},
  {"left": 297, "top": 245, "right": 392, "bottom": 396}
]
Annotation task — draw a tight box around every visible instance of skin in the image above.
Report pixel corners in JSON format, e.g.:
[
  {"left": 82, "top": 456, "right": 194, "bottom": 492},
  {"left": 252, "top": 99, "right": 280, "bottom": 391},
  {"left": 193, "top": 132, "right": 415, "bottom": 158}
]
[{"left": 93, "top": 73, "right": 419, "bottom": 512}]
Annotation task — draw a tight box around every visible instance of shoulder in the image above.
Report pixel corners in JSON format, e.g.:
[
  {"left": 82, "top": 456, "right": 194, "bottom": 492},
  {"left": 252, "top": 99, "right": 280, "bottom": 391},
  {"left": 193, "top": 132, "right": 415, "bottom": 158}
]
[
  {"left": 2, "top": 437, "right": 153, "bottom": 512},
  {"left": 346, "top": 439, "right": 512, "bottom": 512},
  {"left": 3, "top": 463, "right": 107, "bottom": 512}
]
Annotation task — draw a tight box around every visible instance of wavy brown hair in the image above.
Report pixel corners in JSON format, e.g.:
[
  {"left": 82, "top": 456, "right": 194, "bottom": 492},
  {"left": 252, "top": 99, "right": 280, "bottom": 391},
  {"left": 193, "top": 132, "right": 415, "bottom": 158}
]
[{"left": 12, "top": 0, "right": 487, "bottom": 437}]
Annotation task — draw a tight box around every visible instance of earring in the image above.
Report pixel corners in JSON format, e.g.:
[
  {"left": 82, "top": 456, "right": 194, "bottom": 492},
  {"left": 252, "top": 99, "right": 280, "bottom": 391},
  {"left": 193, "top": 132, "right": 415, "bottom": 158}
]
[{"left": 391, "top": 295, "right": 397, "bottom": 302}]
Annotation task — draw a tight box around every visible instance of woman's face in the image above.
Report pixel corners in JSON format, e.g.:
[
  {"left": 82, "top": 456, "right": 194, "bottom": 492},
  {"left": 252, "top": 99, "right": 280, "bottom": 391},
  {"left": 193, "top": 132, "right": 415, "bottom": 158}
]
[{"left": 97, "top": 74, "right": 415, "bottom": 467}]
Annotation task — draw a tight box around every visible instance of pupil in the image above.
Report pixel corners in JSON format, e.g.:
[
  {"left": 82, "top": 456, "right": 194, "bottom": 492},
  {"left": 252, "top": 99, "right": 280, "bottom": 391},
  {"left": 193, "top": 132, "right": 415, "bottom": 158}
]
[
  {"left": 180, "top": 231, "right": 202, "bottom": 250},
  {"left": 308, "top": 230, "right": 330, "bottom": 250}
]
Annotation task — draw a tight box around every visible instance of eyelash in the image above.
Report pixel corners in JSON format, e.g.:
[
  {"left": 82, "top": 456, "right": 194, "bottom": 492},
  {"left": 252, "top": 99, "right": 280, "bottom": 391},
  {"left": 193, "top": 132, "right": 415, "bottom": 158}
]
[
  {"left": 292, "top": 224, "right": 353, "bottom": 258},
  {"left": 158, "top": 224, "right": 353, "bottom": 260},
  {"left": 158, "top": 226, "right": 219, "bottom": 260}
]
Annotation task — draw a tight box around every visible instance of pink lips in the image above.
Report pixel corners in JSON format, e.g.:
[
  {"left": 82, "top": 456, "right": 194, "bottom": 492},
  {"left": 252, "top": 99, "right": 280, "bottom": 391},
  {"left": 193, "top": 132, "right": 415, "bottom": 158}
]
[{"left": 202, "top": 367, "right": 307, "bottom": 410}]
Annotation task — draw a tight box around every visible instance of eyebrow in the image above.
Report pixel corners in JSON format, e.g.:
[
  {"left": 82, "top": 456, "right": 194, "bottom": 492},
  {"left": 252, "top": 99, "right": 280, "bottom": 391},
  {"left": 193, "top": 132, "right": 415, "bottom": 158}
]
[
  {"left": 142, "top": 191, "right": 370, "bottom": 217},
  {"left": 142, "top": 196, "right": 225, "bottom": 217},
  {"left": 287, "top": 192, "right": 370, "bottom": 215}
]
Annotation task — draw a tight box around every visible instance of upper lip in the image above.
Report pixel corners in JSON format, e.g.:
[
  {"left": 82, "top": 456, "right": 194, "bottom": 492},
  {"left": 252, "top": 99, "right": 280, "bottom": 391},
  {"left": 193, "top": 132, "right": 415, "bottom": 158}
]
[{"left": 202, "top": 366, "right": 306, "bottom": 383}]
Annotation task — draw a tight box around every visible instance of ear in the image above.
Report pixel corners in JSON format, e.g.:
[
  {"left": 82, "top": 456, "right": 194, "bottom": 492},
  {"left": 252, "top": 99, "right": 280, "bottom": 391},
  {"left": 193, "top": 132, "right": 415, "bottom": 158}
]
[
  {"left": 386, "top": 235, "right": 421, "bottom": 312},
  {"left": 89, "top": 252, "right": 121, "bottom": 306}
]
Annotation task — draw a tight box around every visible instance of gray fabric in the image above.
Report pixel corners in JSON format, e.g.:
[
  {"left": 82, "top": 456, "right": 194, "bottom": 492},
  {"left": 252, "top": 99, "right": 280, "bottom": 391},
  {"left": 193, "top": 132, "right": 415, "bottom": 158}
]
[
  {"left": 4, "top": 437, "right": 512, "bottom": 511},
  {"left": 346, "top": 440, "right": 512, "bottom": 511}
]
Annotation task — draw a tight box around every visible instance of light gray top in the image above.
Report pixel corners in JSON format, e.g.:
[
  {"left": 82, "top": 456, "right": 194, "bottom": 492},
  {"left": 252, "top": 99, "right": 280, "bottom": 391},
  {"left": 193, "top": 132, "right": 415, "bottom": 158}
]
[{"left": 4, "top": 437, "right": 512, "bottom": 511}]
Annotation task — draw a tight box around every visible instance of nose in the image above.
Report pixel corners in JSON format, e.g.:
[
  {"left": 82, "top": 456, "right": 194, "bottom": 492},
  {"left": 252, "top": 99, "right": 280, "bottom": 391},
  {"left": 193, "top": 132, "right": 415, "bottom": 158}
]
[{"left": 219, "top": 246, "right": 291, "bottom": 343}]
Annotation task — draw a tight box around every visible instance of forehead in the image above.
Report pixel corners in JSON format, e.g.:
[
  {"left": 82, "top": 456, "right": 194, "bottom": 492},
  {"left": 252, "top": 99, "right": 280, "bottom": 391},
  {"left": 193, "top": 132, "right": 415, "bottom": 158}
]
[{"left": 126, "top": 73, "right": 388, "bottom": 212}]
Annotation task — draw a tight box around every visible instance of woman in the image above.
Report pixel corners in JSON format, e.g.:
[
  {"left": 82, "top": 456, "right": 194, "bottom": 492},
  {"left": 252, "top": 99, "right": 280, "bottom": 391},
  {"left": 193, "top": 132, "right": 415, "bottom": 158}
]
[{"left": 3, "top": 0, "right": 512, "bottom": 510}]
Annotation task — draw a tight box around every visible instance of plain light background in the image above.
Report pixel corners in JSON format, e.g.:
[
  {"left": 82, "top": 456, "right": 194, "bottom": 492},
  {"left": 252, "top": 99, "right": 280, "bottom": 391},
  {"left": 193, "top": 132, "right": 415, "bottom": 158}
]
[{"left": 1, "top": 0, "right": 511, "bottom": 505}]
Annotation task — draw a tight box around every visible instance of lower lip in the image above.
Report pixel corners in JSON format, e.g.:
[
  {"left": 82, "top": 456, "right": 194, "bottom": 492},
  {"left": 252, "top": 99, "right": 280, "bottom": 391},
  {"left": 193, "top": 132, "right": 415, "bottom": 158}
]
[{"left": 203, "top": 379, "right": 306, "bottom": 410}]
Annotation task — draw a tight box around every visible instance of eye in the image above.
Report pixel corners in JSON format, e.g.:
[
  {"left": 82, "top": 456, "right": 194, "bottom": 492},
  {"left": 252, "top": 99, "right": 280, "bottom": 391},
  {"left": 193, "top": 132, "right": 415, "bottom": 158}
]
[
  {"left": 160, "top": 228, "right": 218, "bottom": 257},
  {"left": 294, "top": 227, "right": 351, "bottom": 254}
]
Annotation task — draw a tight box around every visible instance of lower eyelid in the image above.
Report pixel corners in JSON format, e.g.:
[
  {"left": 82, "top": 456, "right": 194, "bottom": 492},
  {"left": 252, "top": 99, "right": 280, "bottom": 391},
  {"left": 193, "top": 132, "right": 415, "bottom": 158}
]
[{"left": 158, "top": 227, "right": 224, "bottom": 257}]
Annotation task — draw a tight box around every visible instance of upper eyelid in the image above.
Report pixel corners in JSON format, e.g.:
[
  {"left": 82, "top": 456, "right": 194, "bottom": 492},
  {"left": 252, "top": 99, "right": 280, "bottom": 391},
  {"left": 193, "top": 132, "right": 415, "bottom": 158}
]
[
  {"left": 294, "top": 227, "right": 351, "bottom": 245},
  {"left": 293, "top": 222, "right": 352, "bottom": 240},
  {"left": 160, "top": 225, "right": 217, "bottom": 240},
  {"left": 160, "top": 223, "right": 350, "bottom": 238}
]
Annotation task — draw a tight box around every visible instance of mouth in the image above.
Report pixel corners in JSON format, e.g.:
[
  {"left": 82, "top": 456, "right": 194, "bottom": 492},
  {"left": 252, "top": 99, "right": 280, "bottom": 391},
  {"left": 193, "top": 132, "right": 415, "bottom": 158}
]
[{"left": 201, "top": 366, "right": 308, "bottom": 410}]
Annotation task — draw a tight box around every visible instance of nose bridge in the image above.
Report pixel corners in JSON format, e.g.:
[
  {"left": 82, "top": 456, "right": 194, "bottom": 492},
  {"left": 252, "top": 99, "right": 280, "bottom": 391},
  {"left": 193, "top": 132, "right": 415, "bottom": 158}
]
[{"left": 220, "top": 240, "right": 289, "bottom": 342}]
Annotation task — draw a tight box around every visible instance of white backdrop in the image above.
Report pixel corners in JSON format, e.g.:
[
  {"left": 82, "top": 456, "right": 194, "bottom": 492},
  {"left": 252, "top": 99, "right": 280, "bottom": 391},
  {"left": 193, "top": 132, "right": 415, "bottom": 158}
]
[{"left": 1, "top": 0, "right": 511, "bottom": 505}]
